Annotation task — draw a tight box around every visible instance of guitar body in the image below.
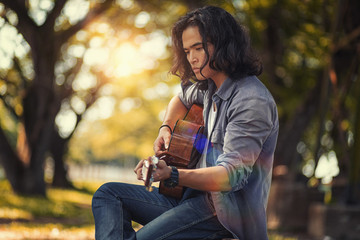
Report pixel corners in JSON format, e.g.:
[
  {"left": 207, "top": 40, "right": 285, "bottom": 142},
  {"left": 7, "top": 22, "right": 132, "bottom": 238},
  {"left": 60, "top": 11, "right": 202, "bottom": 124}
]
[{"left": 158, "top": 104, "right": 205, "bottom": 198}]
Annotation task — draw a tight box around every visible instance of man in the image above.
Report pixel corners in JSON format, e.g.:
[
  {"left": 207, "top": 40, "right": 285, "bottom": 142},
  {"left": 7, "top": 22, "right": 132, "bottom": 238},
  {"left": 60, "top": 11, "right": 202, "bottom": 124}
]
[{"left": 92, "top": 6, "right": 279, "bottom": 240}]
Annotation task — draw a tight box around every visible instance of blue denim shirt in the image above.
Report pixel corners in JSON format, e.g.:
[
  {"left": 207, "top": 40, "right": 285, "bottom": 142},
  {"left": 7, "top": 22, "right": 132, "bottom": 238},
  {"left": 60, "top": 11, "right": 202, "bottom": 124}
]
[{"left": 178, "top": 76, "right": 279, "bottom": 239}]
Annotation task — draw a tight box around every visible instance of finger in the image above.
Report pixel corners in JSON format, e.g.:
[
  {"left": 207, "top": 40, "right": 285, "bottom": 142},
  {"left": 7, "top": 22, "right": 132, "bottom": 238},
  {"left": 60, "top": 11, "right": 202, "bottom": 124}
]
[
  {"left": 157, "top": 160, "right": 167, "bottom": 169},
  {"left": 151, "top": 169, "right": 161, "bottom": 182},
  {"left": 134, "top": 159, "right": 144, "bottom": 173},
  {"left": 163, "top": 134, "right": 171, "bottom": 150},
  {"left": 155, "top": 150, "right": 166, "bottom": 157},
  {"left": 136, "top": 168, "right": 143, "bottom": 180},
  {"left": 153, "top": 137, "right": 163, "bottom": 152}
]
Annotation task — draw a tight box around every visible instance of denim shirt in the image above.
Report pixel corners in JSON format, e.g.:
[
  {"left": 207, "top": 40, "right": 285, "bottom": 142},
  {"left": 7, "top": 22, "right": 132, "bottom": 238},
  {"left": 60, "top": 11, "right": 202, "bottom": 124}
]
[{"left": 178, "top": 76, "right": 279, "bottom": 239}]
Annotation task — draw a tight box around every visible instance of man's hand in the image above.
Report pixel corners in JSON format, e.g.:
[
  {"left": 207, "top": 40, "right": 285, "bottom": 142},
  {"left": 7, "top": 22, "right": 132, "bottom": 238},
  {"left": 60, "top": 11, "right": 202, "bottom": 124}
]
[
  {"left": 133, "top": 158, "right": 171, "bottom": 182},
  {"left": 152, "top": 160, "right": 171, "bottom": 182},
  {"left": 134, "top": 159, "right": 145, "bottom": 181},
  {"left": 153, "top": 127, "right": 172, "bottom": 156},
  {"left": 153, "top": 96, "right": 188, "bottom": 156}
]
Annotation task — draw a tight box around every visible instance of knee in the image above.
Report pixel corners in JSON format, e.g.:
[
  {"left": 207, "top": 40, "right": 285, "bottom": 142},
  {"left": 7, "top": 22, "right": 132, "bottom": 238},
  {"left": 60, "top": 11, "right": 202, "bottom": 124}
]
[{"left": 92, "top": 182, "right": 118, "bottom": 207}]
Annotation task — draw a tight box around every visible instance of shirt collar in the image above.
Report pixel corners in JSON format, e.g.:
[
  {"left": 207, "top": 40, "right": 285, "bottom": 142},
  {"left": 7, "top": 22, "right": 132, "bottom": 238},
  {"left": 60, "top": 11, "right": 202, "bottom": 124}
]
[{"left": 209, "top": 77, "right": 236, "bottom": 102}]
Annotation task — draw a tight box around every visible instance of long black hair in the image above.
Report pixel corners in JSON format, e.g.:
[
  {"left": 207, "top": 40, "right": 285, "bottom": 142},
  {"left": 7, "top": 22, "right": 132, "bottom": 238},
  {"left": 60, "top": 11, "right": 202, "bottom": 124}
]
[{"left": 170, "top": 6, "right": 262, "bottom": 86}]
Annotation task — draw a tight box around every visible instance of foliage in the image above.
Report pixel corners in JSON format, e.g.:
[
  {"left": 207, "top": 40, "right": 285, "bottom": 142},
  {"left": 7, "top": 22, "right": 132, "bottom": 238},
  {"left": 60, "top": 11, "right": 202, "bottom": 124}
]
[
  {"left": 239, "top": 0, "right": 360, "bottom": 194},
  {"left": 0, "top": 179, "right": 96, "bottom": 238},
  {"left": 66, "top": 0, "right": 236, "bottom": 163},
  {"left": 0, "top": 180, "right": 95, "bottom": 220}
]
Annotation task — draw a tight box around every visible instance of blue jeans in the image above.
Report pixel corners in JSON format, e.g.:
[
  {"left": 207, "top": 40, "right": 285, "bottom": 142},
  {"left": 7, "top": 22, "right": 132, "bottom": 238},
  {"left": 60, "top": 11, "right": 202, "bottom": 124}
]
[{"left": 92, "top": 182, "right": 233, "bottom": 240}]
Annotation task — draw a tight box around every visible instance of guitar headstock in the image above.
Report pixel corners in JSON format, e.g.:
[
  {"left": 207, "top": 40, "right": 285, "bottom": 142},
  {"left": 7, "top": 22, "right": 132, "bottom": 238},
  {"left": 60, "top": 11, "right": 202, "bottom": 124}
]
[{"left": 142, "top": 156, "right": 159, "bottom": 191}]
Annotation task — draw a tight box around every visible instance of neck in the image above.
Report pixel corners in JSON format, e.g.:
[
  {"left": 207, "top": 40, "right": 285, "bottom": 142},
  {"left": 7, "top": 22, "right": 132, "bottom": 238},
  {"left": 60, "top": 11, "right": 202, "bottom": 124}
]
[{"left": 212, "top": 72, "right": 228, "bottom": 89}]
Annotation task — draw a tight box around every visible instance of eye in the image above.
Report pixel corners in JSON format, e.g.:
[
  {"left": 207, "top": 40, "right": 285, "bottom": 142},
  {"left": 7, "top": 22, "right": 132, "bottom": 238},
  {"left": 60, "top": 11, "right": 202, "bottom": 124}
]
[
  {"left": 196, "top": 47, "right": 203, "bottom": 51},
  {"left": 184, "top": 50, "right": 189, "bottom": 55}
]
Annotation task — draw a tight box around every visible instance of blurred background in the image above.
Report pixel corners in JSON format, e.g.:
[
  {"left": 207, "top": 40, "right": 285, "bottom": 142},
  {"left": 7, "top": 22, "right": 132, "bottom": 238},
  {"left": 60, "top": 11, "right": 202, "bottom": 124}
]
[{"left": 0, "top": 0, "right": 359, "bottom": 239}]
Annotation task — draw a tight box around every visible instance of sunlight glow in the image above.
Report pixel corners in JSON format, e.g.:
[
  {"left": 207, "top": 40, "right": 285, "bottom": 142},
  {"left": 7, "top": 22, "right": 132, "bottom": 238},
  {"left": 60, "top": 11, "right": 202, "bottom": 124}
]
[
  {"left": 72, "top": 70, "right": 97, "bottom": 91},
  {"left": 171, "top": 84, "right": 182, "bottom": 95},
  {"left": 56, "top": 108, "right": 77, "bottom": 138},
  {"left": 84, "top": 47, "right": 109, "bottom": 66},
  {"left": 116, "top": 0, "right": 134, "bottom": 10},
  {"left": 89, "top": 36, "right": 104, "bottom": 48},
  {"left": 63, "top": 0, "right": 89, "bottom": 25},
  {"left": 75, "top": 30, "right": 88, "bottom": 41},
  {"left": 5, "top": 9, "right": 18, "bottom": 25},
  {"left": 98, "top": 84, "right": 113, "bottom": 96},
  {"left": 0, "top": 83, "right": 6, "bottom": 95},
  {"left": 139, "top": 31, "right": 169, "bottom": 59},
  {"left": 29, "top": 0, "right": 54, "bottom": 11},
  {"left": 315, "top": 151, "right": 340, "bottom": 184},
  {"left": 75, "top": 28, "right": 169, "bottom": 80},
  {"left": 28, "top": 0, "right": 54, "bottom": 25},
  {"left": 68, "top": 44, "right": 86, "bottom": 58},
  {"left": 71, "top": 96, "right": 86, "bottom": 114},
  {"left": 119, "top": 97, "right": 142, "bottom": 113},
  {"left": 106, "top": 31, "right": 168, "bottom": 78},
  {"left": 112, "top": 43, "right": 142, "bottom": 77},
  {"left": 302, "top": 159, "right": 315, "bottom": 178},
  {"left": 0, "top": 24, "right": 17, "bottom": 69},
  {"left": 135, "top": 11, "right": 150, "bottom": 28},
  {"left": 96, "top": 22, "right": 111, "bottom": 34},
  {"left": 84, "top": 96, "right": 116, "bottom": 121},
  {"left": 54, "top": 0, "right": 89, "bottom": 30},
  {"left": 232, "top": 0, "right": 247, "bottom": 9},
  {"left": 143, "top": 82, "right": 170, "bottom": 100}
]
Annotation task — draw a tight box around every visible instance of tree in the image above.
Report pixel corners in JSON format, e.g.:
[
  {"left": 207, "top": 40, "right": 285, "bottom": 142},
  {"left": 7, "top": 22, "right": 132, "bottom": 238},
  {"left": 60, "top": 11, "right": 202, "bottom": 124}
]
[
  {"left": 244, "top": 0, "right": 360, "bottom": 201},
  {"left": 333, "top": 0, "right": 360, "bottom": 204},
  {"left": 0, "top": 0, "right": 115, "bottom": 195}
]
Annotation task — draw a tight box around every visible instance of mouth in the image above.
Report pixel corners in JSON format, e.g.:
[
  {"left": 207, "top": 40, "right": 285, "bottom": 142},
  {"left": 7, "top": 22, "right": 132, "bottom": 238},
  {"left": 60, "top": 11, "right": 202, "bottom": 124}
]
[{"left": 192, "top": 68, "right": 200, "bottom": 73}]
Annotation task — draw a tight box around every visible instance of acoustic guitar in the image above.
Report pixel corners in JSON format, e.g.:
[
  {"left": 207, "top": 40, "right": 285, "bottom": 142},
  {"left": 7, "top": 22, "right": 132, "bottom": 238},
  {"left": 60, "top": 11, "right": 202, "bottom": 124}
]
[
  {"left": 142, "top": 155, "right": 158, "bottom": 192},
  {"left": 143, "top": 104, "right": 205, "bottom": 198}
]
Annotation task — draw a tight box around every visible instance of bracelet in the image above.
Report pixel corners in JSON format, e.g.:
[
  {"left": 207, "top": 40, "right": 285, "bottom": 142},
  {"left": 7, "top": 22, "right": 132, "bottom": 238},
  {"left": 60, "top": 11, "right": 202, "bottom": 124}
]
[
  {"left": 164, "top": 166, "right": 179, "bottom": 188},
  {"left": 159, "top": 124, "right": 172, "bottom": 134}
]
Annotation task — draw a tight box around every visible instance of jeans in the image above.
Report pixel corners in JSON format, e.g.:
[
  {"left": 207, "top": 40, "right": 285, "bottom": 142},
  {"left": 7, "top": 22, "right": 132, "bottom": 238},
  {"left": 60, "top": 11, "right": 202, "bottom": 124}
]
[{"left": 92, "top": 182, "right": 233, "bottom": 240}]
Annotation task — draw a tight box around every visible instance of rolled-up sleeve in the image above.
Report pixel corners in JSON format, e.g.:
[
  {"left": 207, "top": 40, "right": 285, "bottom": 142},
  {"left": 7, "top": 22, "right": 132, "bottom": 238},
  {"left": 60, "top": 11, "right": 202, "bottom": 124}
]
[
  {"left": 178, "top": 83, "right": 205, "bottom": 109},
  {"left": 216, "top": 91, "right": 275, "bottom": 192}
]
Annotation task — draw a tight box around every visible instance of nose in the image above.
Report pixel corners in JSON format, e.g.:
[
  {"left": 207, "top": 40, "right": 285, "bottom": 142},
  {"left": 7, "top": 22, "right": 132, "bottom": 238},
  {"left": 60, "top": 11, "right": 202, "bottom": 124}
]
[{"left": 188, "top": 51, "right": 198, "bottom": 64}]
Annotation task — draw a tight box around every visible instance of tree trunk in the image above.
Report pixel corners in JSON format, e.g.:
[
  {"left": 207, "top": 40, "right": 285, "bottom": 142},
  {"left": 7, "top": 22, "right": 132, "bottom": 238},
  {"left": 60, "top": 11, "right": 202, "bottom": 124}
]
[
  {"left": 0, "top": 126, "right": 47, "bottom": 195},
  {"left": 0, "top": 127, "right": 25, "bottom": 190},
  {"left": 347, "top": 61, "right": 360, "bottom": 204},
  {"left": 50, "top": 129, "right": 72, "bottom": 188},
  {"left": 274, "top": 77, "right": 322, "bottom": 179},
  {"left": 333, "top": 0, "right": 360, "bottom": 204}
]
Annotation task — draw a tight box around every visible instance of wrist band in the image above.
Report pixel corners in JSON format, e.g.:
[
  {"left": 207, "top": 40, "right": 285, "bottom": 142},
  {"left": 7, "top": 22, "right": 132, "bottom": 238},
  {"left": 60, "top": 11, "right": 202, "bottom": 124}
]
[
  {"left": 159, "top": 124, "right": 172, "bottom": 134},
  {"left": 164, "top": 166, "right": 179, "bottom": 188}
]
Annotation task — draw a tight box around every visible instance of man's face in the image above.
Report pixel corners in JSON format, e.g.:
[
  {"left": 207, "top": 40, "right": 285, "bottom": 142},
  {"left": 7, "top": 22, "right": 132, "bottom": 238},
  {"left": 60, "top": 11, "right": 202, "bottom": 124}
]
[{"left": 182, "top": 26, "right": 219, "bottom": 81}]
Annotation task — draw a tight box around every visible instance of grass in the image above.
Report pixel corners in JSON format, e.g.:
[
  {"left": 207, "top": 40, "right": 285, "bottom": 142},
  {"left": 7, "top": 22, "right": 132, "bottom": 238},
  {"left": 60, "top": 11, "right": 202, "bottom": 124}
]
[
  {"left": 0, "top": 180, "right": 300, "bottom": 240},
  {"left": 0, "top": 180, "right": 101, "bottom": 240}
]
